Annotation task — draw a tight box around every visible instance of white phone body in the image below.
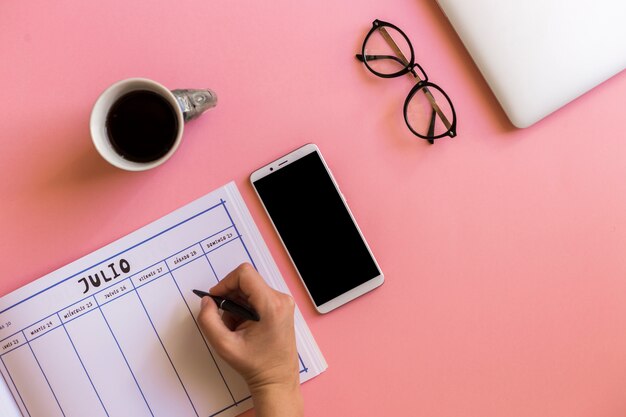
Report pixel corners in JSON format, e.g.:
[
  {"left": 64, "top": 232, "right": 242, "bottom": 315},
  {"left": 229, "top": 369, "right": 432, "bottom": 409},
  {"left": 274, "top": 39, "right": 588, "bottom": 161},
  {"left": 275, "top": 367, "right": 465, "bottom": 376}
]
[{"left": 250, "top": 143, "right": 384, "bottom": 313}]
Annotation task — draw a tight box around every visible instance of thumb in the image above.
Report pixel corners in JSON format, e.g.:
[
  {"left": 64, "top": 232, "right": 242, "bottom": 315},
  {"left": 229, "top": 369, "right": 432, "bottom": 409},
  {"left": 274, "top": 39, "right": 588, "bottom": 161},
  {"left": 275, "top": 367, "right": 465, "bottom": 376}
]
[{"left": 197, "top": 296, "right": 234, "bottom": 349}]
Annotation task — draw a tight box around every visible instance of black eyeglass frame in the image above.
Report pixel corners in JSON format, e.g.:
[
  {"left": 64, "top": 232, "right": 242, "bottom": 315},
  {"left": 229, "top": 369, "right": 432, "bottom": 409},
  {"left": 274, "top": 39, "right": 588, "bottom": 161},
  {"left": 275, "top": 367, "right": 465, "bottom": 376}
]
[{"left": 357, "top": 19, "right": 457, "bottom": 143}]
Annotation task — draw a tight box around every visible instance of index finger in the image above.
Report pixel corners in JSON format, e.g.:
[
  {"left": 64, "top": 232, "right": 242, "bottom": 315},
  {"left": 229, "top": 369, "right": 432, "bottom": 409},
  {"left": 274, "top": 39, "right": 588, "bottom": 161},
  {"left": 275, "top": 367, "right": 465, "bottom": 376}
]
[{"left": 210, "top": 263, "right": 273, "bottom": 306}]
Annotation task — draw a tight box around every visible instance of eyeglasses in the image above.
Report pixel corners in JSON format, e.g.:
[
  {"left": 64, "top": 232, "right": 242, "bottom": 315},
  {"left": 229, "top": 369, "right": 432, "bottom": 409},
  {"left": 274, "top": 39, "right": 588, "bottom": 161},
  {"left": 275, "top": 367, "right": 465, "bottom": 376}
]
[{"left": 356, "top": 19, "right": 457, "bottom": 144}]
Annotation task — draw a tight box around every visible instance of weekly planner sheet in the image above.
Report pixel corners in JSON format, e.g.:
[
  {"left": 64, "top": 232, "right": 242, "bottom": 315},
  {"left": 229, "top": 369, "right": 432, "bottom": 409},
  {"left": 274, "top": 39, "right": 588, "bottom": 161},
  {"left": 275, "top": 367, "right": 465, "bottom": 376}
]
[{"left": 0, "top": 182, "right": 327, "bottom": 417}]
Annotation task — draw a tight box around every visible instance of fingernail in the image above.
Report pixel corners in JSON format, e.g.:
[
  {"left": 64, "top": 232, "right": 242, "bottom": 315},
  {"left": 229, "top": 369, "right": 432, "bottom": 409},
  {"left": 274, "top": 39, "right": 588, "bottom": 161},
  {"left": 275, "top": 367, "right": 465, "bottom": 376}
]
[{"left": 201, "top": 296, "right": 209, "bottom": 308}]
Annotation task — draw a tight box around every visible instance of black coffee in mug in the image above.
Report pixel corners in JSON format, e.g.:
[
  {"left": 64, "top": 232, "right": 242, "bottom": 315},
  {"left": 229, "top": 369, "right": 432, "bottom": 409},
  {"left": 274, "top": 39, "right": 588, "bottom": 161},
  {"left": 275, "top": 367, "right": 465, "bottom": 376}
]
[{"left": 105, "top": 90, "right": 179, "bottom": 163}]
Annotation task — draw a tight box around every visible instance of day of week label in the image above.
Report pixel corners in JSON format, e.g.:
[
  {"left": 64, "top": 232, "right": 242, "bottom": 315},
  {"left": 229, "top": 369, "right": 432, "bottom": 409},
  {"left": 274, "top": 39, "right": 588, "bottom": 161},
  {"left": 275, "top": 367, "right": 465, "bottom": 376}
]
[
  {"left": 60, "top": 298, "right": 98, "bottom": 323},
  {"left": 166, "top": 244, "right": 201, "bottom": 270},
  {"left": 132, "top": 262, "right": 167, "bottom": 288},
  {"left": 25, "top": 315, "right": 61, "bottom": 341},
  {"left": 202, "top": 229, "right": 236, "bottom": 253},
  {"left": 94, "top": 280, "right": 132, "bottom": 306},
  {"left": 0, "top": 333, "right": 26, "bottom": 355}
]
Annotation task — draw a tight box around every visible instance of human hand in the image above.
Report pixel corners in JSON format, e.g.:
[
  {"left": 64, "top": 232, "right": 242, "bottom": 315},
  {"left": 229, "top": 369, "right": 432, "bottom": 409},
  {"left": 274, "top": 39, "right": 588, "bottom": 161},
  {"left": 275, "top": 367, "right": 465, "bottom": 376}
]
[{"left": 197, "top": 263, "right": 302, "bottom": 416}]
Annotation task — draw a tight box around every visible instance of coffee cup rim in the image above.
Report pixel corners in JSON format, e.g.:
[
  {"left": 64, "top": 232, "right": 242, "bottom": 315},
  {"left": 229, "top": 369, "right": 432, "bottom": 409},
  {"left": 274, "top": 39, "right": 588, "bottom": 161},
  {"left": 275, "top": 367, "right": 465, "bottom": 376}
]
[{"left": 90, "top": 78, "right": 185, "bottom": 171}]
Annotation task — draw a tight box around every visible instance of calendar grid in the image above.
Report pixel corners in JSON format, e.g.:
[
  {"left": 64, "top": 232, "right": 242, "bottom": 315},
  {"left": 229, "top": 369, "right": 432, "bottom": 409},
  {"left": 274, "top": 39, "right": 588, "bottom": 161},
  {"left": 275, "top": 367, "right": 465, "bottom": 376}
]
[
  {"left": 0, "top": 201, "right": 300, "bottom": 416},
  {"left": 131, "top": 277, "right": 201, "bottom": 417},
  {"left": 0, "top": 201, "right": 226, "bottom": 317},
  {"left": 58, "top": 315, "right": 109, "bottom": 416},
  {"left": 96, "top": 302, "right": 154, "bottom": 416},
  {"left": 163, "top": 258, "right": 237, "bottom": 405},
  {"left": 0, "top": 184, "right": 325, "bottom": 417},
  {"left": 27, "top": 339, "right": 64, "bottom": 416}
]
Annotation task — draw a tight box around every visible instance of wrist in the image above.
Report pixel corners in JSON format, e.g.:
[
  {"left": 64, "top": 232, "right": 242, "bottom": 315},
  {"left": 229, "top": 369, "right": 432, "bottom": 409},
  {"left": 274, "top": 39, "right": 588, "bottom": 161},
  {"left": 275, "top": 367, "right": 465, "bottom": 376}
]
[{"left": 250, "top": 380, "right": 303, "bottom": 417}]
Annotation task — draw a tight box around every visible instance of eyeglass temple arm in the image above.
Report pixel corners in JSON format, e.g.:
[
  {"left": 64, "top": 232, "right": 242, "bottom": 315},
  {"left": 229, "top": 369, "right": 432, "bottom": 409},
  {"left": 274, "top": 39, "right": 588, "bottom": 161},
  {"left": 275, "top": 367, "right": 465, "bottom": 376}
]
[
  {"left": 378, "top": 26, "right": 453, "bottom": 132},
  {"left": 356, "top": 53, "right": 407, "bottom": 66}
]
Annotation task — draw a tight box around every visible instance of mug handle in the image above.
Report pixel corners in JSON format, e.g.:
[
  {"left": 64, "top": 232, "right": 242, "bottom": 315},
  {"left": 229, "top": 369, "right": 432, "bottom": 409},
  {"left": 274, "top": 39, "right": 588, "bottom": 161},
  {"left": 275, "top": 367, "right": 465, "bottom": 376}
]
[{"left": 172, "top": 89, "right": 218, "bottom": 122}]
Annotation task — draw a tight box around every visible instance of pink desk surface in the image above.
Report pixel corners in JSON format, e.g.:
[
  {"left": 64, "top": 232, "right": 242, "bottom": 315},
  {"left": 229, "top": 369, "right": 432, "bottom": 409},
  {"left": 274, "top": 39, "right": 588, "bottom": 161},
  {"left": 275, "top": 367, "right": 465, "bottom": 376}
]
[{"left": 2, "top": 1, "right": 626, "bottom": 416}]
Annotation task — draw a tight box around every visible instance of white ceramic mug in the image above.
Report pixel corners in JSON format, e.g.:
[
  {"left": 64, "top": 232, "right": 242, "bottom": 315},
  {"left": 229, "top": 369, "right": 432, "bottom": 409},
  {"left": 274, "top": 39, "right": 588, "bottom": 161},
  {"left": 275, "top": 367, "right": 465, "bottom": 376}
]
[{"left": 90, "top": 78, "right": 217, "bottom": 171}]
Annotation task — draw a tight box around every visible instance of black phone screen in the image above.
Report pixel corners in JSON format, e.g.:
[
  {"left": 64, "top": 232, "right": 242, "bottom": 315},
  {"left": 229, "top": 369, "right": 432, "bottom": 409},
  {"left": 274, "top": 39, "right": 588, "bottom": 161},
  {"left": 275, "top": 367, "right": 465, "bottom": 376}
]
[{"left": 253, "top": 151, "right": 381, "bottom": 306}]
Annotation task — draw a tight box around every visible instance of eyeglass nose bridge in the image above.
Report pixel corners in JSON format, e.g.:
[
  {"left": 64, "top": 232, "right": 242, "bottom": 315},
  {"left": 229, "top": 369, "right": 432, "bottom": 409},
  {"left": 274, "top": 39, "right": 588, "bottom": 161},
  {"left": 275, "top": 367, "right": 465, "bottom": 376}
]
[{"left": 408, "top": 62, "right": 429, "bottom": 84}]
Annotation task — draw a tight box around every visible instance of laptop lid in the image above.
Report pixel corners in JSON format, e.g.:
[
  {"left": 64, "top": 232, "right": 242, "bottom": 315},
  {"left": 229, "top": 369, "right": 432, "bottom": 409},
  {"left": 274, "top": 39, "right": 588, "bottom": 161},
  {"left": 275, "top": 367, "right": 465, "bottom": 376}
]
[{"left": 436, "top": 0, "right": 626, "bottom": 128}]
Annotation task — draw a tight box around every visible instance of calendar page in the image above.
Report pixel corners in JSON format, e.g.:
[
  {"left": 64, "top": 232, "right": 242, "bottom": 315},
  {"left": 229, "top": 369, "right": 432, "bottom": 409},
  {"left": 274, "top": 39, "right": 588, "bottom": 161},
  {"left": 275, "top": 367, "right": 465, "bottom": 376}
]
[{"left": 0, "top": 182, "right": 326, "bottom": 417}]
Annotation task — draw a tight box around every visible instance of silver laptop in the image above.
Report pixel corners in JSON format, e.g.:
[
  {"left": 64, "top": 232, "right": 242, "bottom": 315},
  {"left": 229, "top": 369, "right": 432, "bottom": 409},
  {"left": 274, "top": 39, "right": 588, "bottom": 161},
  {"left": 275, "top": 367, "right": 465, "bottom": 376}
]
[{"left": 436, "top": 0, "right": 626, "bottom": 128}]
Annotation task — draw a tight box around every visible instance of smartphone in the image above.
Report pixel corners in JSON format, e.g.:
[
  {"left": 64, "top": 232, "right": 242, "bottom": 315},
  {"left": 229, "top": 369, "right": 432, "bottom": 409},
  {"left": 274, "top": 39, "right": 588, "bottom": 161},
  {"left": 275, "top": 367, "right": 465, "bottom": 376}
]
[{"left": 250, "top": 143, "right": 384, "bottom": 313}]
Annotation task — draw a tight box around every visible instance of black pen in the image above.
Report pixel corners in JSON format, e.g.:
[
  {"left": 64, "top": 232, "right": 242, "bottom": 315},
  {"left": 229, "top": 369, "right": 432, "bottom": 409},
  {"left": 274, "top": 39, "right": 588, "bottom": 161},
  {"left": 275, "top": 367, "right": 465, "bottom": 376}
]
[{"left": 192, "top": 289, "right": 260, "bottom": 322}]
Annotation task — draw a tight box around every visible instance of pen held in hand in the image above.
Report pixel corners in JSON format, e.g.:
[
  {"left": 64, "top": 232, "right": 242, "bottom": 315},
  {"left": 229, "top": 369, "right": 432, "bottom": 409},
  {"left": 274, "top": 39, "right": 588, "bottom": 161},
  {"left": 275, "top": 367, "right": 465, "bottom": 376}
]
[{"left": 192, "top": 289, "right": 260, "bottom": 322}]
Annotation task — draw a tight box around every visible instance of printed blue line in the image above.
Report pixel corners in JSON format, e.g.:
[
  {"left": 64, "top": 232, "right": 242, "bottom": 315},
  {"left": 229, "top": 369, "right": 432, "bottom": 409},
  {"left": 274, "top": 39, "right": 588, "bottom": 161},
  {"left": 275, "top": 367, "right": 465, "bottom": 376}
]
[
  {"left": 167, "top": 252, "right": 203, "bottom": 275},
  {"left": 0, "top": 355, "right": 30, "bottom": 417},
  {"left": 132, "top": 270, "right": 168, "bottom": 288},
  {"left": 58, "top": 313, "right": 109, "bottom": 417},
  {"left": 3, "top": 273, "right": 159, "bottom": 346},
  {"left": 1, "top": 332, "right": 29, "bottom": 350},
  {"left": 130, "top": 263, "right": 168, "bottom": 285},
  {"left": 92, "top": 291, "right": 132, "bottom": 309},
  {"left": 200, "top": 230, "right": 239, "bottom": 257},
  {"left": 59, "top": 309, "right": 91, "bottom": 323},
  {"left": 298, "top": 353, "right": 308, "bottom": 373},
  {"left": 1, "top": 217, "right": 237, "bottom": 345},
  {"left": 26, "top": 331, "right": 66, "bottom": 417},
  {"left": 167, "top": 224, "right": 233, "bottom": 261},
  {"left": 58, "top": 299, "right": 97, "bottom": 326},
  {"left": 221, "top": 200, "right": 257, "bottom": 270},
  {"left": 94, "top": 280, "right": 135, "bottom": 308},
  {"left": 61, "top": 312, "right": 91, "bottom": 327},
  {"left": 166, "top": 263, "right": 237, "bottom": 404},
  {"left": 201, "top": 225, "right": 237, "bottom": 243},
  {"left": 208, "top": 395, "right": 252, "bottom": 417},
  {"left": 170, "top": 229, "right": 238, "bottom": 276},
  {"left": 221, "top": 202, "right": 312, "bottom": 375},
  {"left": 0, "top": 337, "right": 25, "bottom": 357},
  {"left": 200, "top": 239, "right": 251, "bottom": 280},
  {"left": 92, "top": 283, "right": 130, "bottom": 303},
  {"left": 166, "top": 238, "right": 234, "bottom": 278},
  {"left": 201, "top": 243, "right": 220, "bottom": 282},
  {"left": 132, "top": 281, "right": 200, "bottom": 417},
  {"left": 234, "top": 394, "right": 253, "bottom": 406},
  {"left": 23, "top": 323, "right": 62, "bottom": 344},
  {"left": 165, "top": 245, "right": 202, "bottom": 271},
  {"left": 97, "top": 301, "right": 154, "bottom": 417},
  {"left": 133, "top": 275, "right": 169, "bottom": 292},
  {"left": 199, "top": 226, "right": 237, "bottom": 253},
  {"left": 1, "top": 194, "right": 312, "bottom": 417},
  {"left": 19, "top": 311, "right": 58, "bottom": 342},
  {"left": 0, "top": 200, "right": 226, "bottom": 315}
]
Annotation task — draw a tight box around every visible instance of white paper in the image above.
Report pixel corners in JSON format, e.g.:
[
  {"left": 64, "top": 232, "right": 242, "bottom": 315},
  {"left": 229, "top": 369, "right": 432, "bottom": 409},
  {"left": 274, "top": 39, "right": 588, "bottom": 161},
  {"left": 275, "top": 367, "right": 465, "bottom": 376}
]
[{"left": 0, "top": 182, "right": 326, "bottom": 417}]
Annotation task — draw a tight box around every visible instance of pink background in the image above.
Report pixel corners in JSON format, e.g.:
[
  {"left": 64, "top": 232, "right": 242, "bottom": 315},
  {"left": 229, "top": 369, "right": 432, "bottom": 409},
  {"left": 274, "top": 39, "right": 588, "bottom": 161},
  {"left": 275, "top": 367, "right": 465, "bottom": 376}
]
[{"left": 2, "top": 1, "right": 626, "bottom": 416}]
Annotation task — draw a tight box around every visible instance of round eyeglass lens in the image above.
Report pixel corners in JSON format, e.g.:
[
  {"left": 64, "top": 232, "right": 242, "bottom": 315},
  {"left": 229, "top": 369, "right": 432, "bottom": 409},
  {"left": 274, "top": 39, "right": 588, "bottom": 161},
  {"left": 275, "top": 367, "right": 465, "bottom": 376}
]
[
  {"left": 405, "top": 84, "right": 455, "bottom": 138},
  {"left": 363, "top": 25, "right": 412, "bottom": 76}
]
